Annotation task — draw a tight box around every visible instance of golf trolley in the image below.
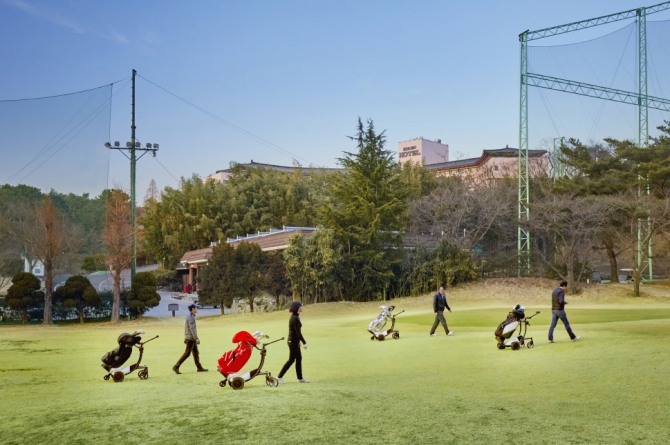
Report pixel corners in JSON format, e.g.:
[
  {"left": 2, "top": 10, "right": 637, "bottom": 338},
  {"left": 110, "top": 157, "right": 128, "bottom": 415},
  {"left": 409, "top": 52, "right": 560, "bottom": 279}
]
[
  {"left": 494, "top": 305, "right": 540, "bottom": 350},
  {"left": 368, "top": 305, "right": 405, "bottom": 341},
  {"left": 217, "top": 331, "right": 284, "bottom": 390},
  {"left": 101, "top": 330, "right": 159, "bottom": 382}
]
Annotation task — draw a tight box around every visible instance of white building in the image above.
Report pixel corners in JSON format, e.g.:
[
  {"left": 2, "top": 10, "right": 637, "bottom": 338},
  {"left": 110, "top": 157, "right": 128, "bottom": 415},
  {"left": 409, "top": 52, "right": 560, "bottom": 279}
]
[{"left": 398, "top": 138, "right": 449, "bottom": 166}]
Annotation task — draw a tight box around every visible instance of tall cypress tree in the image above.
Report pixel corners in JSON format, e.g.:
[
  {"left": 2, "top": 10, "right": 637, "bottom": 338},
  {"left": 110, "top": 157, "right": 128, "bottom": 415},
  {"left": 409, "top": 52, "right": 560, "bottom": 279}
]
[{"left": 320, "top": 118, "right": 407, "bottom": 300}]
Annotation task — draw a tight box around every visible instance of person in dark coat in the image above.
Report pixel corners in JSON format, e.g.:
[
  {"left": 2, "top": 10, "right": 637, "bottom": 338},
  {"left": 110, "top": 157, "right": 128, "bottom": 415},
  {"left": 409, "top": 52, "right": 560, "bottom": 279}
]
[
  {"left": 548, "top": 281, "right": 581, "bottom": 343},
  {"left": 172, "top": 304, "right": 208, "bottom": 374},
  {"left": 429, "top": 285, "right": 453, "bottom": 337},
  {"left": 277, "top": 301, "right": 309, "bottom": 383}
]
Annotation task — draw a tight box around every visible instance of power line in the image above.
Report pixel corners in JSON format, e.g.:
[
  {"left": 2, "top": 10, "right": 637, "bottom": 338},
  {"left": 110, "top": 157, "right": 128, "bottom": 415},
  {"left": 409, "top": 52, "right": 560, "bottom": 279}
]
[{"left": 137, "top": 74, "right": 315, "bottom": 166}]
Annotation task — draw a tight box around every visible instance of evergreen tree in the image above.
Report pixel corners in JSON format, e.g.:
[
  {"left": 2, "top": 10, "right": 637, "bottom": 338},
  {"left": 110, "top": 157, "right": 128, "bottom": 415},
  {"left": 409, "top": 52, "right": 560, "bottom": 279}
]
[
  {"left": 126, "top": 271, "right": 160, "bottom": 317},
  {"left": 5, "top": 272, "right": 44, "bottom": 324},
  {"left": 198, "top": 242, "right": 237, "bottom": 313},
  {"left": 54, "top": 275, "right": 100, "bottom": 323},
  {"left": 320, "top": 118, "right": 407, "bottom": 300}
]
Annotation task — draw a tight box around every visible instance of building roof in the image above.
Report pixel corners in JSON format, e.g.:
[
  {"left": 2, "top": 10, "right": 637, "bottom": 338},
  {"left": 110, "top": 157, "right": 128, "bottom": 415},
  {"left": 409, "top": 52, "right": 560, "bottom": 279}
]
[
  {"left": 227, "top": 226, "right": 318, "bottom": 251},
  {"left": 213, "top": 161, "right": 342, "bottom": 176},
  {"left": 179, "top": 247, "right": 214, "bottom": 265},
  {"left": 425, "top": 147, "right": 547, "bottom": 172},
  {"left": 179, "top": 227, "right": 318, "bottom": 265}
]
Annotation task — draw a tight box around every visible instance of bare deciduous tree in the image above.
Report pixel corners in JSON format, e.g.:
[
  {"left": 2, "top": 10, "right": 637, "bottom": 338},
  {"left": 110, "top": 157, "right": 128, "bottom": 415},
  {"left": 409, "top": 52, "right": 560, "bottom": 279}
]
[
  {"left": 408, "top": 175, "right": 517, "bottom": 253},
  {"left": 530, "top": 190, "right": 616, "bottom": 292},
  {"left": 611, "top": 191, "right": 670, "bottom": 296},
  {"left": 19, "top": 197, "right": 76, "bottom": 324},
  {"left": 102, "top": 190, "right": 132, "bottom": 323}
]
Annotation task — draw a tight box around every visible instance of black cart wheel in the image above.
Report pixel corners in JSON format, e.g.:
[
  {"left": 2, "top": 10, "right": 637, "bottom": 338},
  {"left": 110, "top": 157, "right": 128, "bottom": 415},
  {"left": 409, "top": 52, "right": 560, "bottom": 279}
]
[
  {"left": 267, "top": 377, "right": 279, "bottom": 387},
  {"left": 497, "top": 342, "right": 506, "bottom": 350},
  {"left": 138, "top": 369, "right": 148, "bottom": 380},
  {"left": 231, "top": 377, "right": 245, "bottom": 390},
  {"left": 527, "top": 340, "right": 534, "bottom": 349},
  {"left": 103, "top": 374, "right": 110, "bottom": 381},
  {"left": 112, "top": 371, "right": 125, "bottom": 382},
  {"left": 511, "top": 342, "right": 521, "bottom": 351},
  {"left": 219, "top": 380, "right": 227, "bottom": 388},
  {"left": 392, "top": 332, "right": 400, "bottom": 340}
]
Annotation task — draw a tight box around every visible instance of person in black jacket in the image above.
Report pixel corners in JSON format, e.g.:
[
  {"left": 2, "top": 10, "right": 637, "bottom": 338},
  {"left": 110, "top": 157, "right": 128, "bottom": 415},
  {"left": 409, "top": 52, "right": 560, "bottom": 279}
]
[
  {"left": 429, "top": 285, "right": 453, "bottom": 337},
  {"left": 548, "top": 281, "right": 580, "bottom": 343},
  {"left": 277, "top": 301, "right": 309, "bottom": 383}
]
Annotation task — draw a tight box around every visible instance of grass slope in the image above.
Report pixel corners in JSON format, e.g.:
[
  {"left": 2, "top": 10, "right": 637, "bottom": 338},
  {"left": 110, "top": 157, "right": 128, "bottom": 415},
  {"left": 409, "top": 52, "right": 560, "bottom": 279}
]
[{"left": 1, "top": 278, "right": 669, "bottom": 444}]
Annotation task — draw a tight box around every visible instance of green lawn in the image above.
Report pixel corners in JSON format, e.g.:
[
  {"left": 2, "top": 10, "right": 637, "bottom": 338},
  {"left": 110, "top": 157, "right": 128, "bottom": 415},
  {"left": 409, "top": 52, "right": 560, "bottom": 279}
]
[{"left": 2, "top": 282, "right": 669, "bottom": 444}]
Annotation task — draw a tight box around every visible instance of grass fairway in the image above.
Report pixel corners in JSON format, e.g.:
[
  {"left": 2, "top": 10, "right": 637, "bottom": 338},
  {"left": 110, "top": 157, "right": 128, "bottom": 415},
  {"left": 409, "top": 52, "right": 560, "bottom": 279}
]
[{"left": 1, "top": 278, "right": 669, "bottom": 444}]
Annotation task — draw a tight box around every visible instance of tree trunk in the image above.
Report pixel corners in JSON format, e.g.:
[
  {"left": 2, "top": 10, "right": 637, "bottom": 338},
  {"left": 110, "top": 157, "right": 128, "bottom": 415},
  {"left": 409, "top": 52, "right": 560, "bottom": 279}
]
[
  {"left": 43, "top": 261, "right": 54, "bottom": 325},
  {"left": 603, "top": 240, "right": 618, "bottom": 283},
  {"left": 111, "top": 269, "right": 121, "bottom": 323},
  {"left": 566, "top": 251, "right": 576, "bottom": 293},
  {"left": 633, "top": 268, "right": 641, "bottom": 297}
]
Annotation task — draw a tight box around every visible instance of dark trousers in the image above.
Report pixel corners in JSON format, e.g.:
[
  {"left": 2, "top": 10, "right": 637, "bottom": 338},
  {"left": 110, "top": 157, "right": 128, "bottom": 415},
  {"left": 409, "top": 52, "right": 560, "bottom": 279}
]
[
  {"left": 548, "top": 310, "right": 576, "bottom": 341},
  {"left": 430, "top": 310, "right": 449, "bottom": 335},
  {"left": 175, "top": 340, "right": 203, "bottom": 370},
  {"left": 278, "top": 340, "right": 302, "bottom": 380}
]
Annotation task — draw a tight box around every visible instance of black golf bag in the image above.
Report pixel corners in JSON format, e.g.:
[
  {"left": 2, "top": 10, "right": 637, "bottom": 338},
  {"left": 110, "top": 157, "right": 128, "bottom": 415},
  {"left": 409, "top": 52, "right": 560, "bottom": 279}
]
[
  {"left": 100, "top": 329, "right": 158, "bottom": 382},
  {"left": 101, "top": 331, "right": 143, "bottom": 371}
]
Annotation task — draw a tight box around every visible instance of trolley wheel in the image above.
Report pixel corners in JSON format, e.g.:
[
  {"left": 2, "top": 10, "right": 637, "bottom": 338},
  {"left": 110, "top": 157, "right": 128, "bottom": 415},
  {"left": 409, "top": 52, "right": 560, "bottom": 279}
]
[
  {"left": 138, "top": 369, "right": 148, "bottom": 380},
  {"left": 267, "top": 377, "right": 279, "bottom": 387},
  {"left": 370, "top": 336, "right": 375, "bottom": 341},
  {"left": 392, "top": 332, "right": 400, "bottom": 340},
  {"left": 104, "top": 374, "right": 110, "bottom": 381},
  {"left": 511, "top": 342, "right": 521, "bottom": 351},
  {"left": 231, "top": 377, "right": 245, "bottom": 390},
  {"left": 219, "top": 380, "right": 227, "bottom": 388},
  {"left": 497, "top": 342, "right": 506, "bottom": 350},
  {"left": 527, "top": 340, "right": 534, "bottom": 349},
  {"left": 112, "top": 371, "right": 125, "bottom": 382},
  {"left": 378, "top": 335, "right": 385, "bottom": 341}
]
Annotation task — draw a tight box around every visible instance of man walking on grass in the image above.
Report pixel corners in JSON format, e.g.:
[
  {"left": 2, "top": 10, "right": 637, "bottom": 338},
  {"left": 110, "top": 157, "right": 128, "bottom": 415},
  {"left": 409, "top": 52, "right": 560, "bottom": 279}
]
[
  {"left": 430, "top": 285, "right": 453, "bottom": 337},
  {"left": 548, "top": 281, "right": 581, "bottom": 343},
  {"left": 173, "top": 304, "right": 208, "bottom": 374}
]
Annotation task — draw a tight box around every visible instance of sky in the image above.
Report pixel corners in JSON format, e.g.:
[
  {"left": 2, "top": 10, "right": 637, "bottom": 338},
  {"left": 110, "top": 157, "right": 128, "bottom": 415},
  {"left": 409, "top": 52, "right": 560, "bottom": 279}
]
[{"left": 2, "top": 0, "right": 670, "bottom": 197}]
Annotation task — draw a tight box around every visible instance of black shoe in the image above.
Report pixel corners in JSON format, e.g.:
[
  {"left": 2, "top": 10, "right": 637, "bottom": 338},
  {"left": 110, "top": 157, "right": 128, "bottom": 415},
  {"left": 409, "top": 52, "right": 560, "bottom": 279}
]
[
  {"left": 172, "top": 365, "right": 181, "bottom": 374},
  {"left": 197, "top": 368, "right": 209, "bottom": 372}
]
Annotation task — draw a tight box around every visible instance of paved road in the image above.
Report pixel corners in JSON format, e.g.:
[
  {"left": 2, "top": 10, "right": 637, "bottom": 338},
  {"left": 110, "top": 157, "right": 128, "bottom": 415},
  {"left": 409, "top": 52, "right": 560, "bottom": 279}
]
[
  {"left": 145, "top": 291, "right": 229, "bottom": 318},
  {"left": 55, "top": 265, "right": 228, "bottom": 318}
]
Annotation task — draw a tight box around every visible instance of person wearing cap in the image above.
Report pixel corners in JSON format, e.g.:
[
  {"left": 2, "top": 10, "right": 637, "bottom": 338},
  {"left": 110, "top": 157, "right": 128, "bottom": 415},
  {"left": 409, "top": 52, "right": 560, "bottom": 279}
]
[
  {"left": 277, "top": 301, "right": 309, "bottom": 383},
  {"left": 429, "top": 285, "right": 453, "bottom": 337},
  {"left": 172, "top": 304, "right": 208, "bottom": 374},
  {"left": 548, "top": 281, "right": 581, "bottom": 343}
]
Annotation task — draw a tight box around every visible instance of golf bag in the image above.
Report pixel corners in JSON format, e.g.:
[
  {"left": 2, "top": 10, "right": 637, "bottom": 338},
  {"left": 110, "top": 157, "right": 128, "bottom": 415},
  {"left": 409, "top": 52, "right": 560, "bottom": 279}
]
[
  {"left": 368, "top": 305, "right": 404, "bottom": 341},
  {"left": 494, "top": 304, "right": 539, "bottom": 350},
  {"left": 217, "top": 330, "right": 283, "bottom": 390},
  {"left": 101, "top": 329, "right": 158, "bottom": 382}
]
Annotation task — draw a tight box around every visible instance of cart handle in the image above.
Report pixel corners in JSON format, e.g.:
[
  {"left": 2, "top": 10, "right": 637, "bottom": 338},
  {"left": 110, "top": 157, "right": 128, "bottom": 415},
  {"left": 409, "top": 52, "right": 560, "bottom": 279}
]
[
  {"left": 526, "top": 311, "right": 541, "bottom": 320},
  {"left": 139, "top": 335, "right": 159, "bottom": 346},
  {"left": 393, "top": 310, "right": 405, "bottom": 317},
  {"left": 261, "top": 337, "right": 285, "bottom": 348}
]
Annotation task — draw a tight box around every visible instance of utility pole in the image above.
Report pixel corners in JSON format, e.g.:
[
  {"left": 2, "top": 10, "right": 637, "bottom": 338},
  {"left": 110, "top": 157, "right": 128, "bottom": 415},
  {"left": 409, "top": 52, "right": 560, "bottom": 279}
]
[
  {"left": 106, "top": 69, "right": 159, "bottom": 283},
  {"left": 130, "top": 68, "right": 137, "bottom": 280}
]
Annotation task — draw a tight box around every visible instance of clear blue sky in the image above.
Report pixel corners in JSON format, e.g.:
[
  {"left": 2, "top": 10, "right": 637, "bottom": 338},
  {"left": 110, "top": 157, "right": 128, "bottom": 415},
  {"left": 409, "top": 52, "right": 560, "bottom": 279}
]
[{"left": 2, "top": 0, "right": 670, "bottom": 196}]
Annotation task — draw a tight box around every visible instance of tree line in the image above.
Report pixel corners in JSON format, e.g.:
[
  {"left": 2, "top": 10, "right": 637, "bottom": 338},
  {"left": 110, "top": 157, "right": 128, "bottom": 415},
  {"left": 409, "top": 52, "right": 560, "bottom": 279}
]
[{"left": 2, "top": 117, "right": 670, "bottom": 321}]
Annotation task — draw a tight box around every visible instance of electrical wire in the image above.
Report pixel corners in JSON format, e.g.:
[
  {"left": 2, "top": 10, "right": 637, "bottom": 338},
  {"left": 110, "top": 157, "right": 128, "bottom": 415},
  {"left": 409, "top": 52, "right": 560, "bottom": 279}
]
[{"left": 137, "top": 74, "right": 314, "bottom": 166}]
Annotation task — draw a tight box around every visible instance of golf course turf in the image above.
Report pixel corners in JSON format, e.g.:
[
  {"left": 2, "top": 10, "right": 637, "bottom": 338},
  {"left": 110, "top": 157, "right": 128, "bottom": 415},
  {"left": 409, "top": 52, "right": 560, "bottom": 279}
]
[{"left": 1, "top": 278, "right": 669, "bottom": 444}]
